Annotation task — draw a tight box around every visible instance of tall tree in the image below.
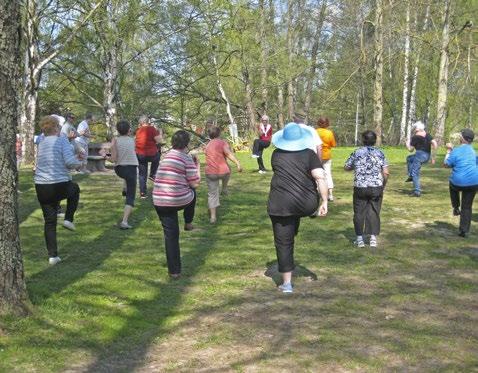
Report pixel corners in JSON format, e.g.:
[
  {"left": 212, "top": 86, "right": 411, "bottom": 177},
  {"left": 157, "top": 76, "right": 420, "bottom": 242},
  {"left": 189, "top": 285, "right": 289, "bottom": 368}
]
[
  {"left": 20, "top": 0, "right": 102, "bottom": 163},
  {"left": 0, "top": 0, "right": 29, "bottom": 315},
  {"left": 304, "top": 0, "right": 327, "bottom": 122},
  {"left": 373, "top": 0, "right": 384, "bottom": 145},
  {"left": 399, "top": 1, "right": 411, "bottom": 144},
  {"left": 435, "top": 0, "right": 451, "bottom": 145}
]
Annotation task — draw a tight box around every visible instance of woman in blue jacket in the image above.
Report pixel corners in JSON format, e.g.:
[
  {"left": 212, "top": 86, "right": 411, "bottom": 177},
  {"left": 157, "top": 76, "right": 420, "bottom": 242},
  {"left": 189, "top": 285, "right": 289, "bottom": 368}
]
[{"left": 444, "top": 128, "right": 478, "bottom": 237}]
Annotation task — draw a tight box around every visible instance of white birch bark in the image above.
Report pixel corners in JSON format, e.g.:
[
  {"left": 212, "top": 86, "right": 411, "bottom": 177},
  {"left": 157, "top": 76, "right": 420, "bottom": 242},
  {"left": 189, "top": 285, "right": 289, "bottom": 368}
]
[
  {"left": 373, "top": 0, "right": 384, "bottom": 145},
  {"left": 435, "top": 0, "right": 451, "bottom": 145},
  {"left": 399, "top": 1, "right": 411, "bottom": 144},
  {"left": 286, "top": 0, "right": 295, "bottom": 120},
  {"left": 407, "top": 2, "right": 430, "bottom": 141}
]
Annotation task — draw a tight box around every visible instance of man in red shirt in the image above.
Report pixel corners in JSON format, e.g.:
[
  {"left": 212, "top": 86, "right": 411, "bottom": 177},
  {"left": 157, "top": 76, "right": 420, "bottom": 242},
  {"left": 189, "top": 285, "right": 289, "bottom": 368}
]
[
  {"left": 252, "top": 115, "right": 273, "bottom": 174},
  {"left": 135, "top": 115, "right": 162, "bottom": 198}
]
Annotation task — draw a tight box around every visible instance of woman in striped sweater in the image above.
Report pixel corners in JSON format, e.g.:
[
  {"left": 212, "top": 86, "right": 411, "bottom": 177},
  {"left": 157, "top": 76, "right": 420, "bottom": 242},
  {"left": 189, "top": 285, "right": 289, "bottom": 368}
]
[
  {"left": 34, "top": 115, "right": 82, "bottom": 265},
  {"left": 153, "top": 130, "right": 200, "bottom": 278}
]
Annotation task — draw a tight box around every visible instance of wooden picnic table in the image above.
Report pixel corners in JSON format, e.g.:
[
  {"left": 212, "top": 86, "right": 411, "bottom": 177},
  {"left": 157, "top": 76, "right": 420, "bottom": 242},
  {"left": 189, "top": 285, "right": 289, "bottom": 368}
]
[{"left": 87, "top": 142, "right": 111, "bottom": 172}]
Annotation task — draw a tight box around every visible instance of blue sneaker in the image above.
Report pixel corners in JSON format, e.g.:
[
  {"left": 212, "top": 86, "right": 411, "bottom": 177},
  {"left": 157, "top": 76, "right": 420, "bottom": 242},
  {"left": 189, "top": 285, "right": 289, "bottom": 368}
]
[{"left": 278, "top": 283, "right": 293, "bottom": 293}]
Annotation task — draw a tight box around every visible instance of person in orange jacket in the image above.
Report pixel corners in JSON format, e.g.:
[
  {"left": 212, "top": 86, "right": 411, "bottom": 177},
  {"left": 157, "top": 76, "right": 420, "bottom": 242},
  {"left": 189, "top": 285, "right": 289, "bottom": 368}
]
[{"left": 316, "top": 116, "right": 336, "bottom": 201}]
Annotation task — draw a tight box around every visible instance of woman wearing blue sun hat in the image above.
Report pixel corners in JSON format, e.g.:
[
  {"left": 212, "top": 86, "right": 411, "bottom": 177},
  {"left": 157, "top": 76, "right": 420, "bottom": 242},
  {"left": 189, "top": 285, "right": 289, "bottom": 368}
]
[{"left": 267, "top": 122, "right": 328, "bottom": 293}]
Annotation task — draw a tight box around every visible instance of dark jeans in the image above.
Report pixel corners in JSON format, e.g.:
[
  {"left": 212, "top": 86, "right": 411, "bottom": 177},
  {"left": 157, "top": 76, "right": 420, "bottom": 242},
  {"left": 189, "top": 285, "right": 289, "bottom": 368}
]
[
  {"left": 114, "top": 165, "right": 137, "bottom": 206},
  {"left": 137, "top": 152, "right": 160, "bottom": 194},
  {"left": 353, "top": 186, "right": 383, "bottom": 236},
  {"left": 270, "top": 215, "right": 301, "bottom": 273},
  {"left": 449, "top": 182, "right": 477, "bottom": 234},
  {"left": 35, "top": 181, "right": 80, "bottom": 257},
  {"left": 154, "top": 192, "right": 196, "bottom": 275},
  {"left": 253, "top": 139, "right": 270, "bottom": 171}
]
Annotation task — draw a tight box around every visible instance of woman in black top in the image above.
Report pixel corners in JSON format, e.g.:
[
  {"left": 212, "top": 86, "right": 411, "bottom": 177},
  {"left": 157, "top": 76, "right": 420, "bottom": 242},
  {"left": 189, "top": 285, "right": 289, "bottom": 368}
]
[
  {"left": 405, "top": 121, "right": 437, "bottom": 197},
  {"left": 267, "top": 123, "right": 328, "bottom": 293}
]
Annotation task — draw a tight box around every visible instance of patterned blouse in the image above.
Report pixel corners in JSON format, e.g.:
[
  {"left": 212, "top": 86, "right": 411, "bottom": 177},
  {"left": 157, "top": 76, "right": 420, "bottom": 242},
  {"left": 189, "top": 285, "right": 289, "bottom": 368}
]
[{"left": 344, "top": 146, "right": 388, "bottom": 187}]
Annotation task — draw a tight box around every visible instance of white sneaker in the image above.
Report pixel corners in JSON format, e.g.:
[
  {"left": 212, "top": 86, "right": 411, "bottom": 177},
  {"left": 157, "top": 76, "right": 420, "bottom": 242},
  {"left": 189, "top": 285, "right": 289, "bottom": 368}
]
[
  {"left": 278, "top": 283, "right": 293, "bottom": 293},
  {"left": 57, "top": 213, "right": 65, "bottom": 219},
  {"left": 258, "top": 170, "right": 267, "bottom": 174},
  {"left": 62, "top": 220, "right": 76, "bottom": 231},
  {"left": 251, "top": 154, "right": 259, "bottom": 159},
  {"left": 48, "top": 256, "right": 61, "bottom": 265},
  {"left": 119, "top": 222, "right": 132, "bottom": 230},
  {"left": 328, "top": 195, "right": 334, "bottom": 202},
  {"left": 354, "top": 239, "right": 365, "bottom": 248},
  {"left": 369, "top": 236, "right": 377, "bottom": 247}
]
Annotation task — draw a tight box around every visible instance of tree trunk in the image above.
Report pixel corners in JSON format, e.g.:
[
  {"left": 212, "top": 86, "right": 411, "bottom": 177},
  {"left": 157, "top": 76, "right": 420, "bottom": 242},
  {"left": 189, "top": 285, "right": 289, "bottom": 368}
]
[
  {"left": 243, "top": 68, "right": 257, "bottom": 133},
  {"left": 103, "top": 48, "right": 119, "bottom": 136},
  {"left": 354, "top": 91, "right": 360, "bottom": 145},
  {"left": 435, "top": 0, "right": 451, "bottom": 145},
  {"left": 304, "top": 0, "right": 327, "bottom": 122},
  {"left": 399, "top": 1, "right": 411, "bottom": 144},
  {"left": 286, "top": 0, "right": 294, "bottom": 120},
  {"left": 466, "top": 26, "right": 473, "bottom": 128},
  {"left": 213, "top": 49, "right": 237, "bottom": 142},
  {"left": 278, "top": 84, "right": 285, "bottom": 128},
  {"left": 407, "top": 2, "right": 430, "bottom": 141},
  {"left": 259, "top": 0, "right": 268, "bottom": 112},
  {"left": 373, "top": 0, "right": 384, "bottom": 145},
  {"left": 0, "top": 0, "right": 29, "bottom": 315}
]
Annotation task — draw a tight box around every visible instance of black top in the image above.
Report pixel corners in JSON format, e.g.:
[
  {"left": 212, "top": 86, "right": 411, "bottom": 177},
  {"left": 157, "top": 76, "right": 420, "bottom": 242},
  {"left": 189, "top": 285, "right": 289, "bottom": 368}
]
[
  {"left": 267, "top": 148, "right": 322, "bottom": 217},
  {"left": 411, "top": 133, "right": 433, "bottom": 153}
]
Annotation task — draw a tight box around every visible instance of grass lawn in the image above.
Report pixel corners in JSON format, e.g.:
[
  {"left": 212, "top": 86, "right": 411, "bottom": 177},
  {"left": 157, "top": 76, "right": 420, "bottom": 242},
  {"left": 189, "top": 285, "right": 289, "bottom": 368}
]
[{"left": 1, "top": 146, "right": 477, "bottom": 372}]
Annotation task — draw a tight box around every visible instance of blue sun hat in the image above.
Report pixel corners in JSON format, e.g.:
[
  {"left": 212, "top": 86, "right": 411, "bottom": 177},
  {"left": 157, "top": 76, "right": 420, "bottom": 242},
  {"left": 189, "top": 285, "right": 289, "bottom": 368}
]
[{"left": 272, "top": 122, "right": 315, "bottom": 151}]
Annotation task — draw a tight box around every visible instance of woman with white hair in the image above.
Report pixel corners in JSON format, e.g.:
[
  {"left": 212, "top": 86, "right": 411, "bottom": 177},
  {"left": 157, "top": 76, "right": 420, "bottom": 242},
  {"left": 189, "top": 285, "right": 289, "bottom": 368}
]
[
  {"left": 251, "top": 115, "right": 272, "bottom": 174},
  {"left": 444, "top": 129, "right": 478, "bottom": 237},
  {"left": 405, "top": 121, "right": 437, "bottom": 197},
  {"left": 267, "top": 122, "right": 328, "bottom": 293}
]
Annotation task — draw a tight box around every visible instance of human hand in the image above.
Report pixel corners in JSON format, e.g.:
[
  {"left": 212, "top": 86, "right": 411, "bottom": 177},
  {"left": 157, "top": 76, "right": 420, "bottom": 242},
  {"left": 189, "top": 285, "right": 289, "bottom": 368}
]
[
  {"left": 445, "top": 142, "right": 453, "bottom": 151},
  {"left": 431, "top": 158, "right": 436, "bottom": 165},
  {"left": 237, "top": 164, "right": 243, "bottom": 172},
  {"left": 318, "top": 201, "right": 328, "bottom": 216}
]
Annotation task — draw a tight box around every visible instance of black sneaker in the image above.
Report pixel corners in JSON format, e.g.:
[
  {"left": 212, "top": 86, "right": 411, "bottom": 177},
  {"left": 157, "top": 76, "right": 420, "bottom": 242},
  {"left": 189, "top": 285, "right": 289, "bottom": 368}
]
[
  {"left": 122, "top": 189, "right": 126, "bottom": 197},
  {"left": 458, "top": 230, "right": 467, "bottom": 238},
  {"left": 405, "top": 177, "right": 413, "bottom": 182},
  {"left": 409, "top": 192, "right": 421, "bottom": 197},
  {"left": 453, "top": 208, "right": 461, "bottom": 216}
]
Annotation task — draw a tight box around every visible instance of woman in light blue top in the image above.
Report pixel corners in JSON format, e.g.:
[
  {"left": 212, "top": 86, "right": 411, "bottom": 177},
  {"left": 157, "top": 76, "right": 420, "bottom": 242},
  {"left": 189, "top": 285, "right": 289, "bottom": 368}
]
[
  {"left": 444, "top": 128, "right": 478, "bottom": 237},
  {"left": 34, "top": 116, "right": 82, "bottom": 265}
]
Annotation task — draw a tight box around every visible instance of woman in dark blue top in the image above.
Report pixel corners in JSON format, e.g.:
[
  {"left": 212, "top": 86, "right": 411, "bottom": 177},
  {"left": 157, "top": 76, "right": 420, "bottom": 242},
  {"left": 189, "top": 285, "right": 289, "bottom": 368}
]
[{"left": 444, "top": 128, "right": 478, "bottom": 237}]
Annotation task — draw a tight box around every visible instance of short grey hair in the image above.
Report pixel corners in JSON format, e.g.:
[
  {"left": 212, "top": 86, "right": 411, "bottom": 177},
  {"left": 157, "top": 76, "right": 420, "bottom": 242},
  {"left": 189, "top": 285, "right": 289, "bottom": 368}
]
[{"left": 138, "top": 115, "right": 149, "bottom": 124}]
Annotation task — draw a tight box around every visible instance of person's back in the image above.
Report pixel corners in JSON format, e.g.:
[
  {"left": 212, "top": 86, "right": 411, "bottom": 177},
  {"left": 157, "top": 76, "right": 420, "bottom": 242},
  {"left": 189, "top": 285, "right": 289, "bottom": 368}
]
[
  {"left": 346, "top": 146, "right": 387, "bottom": 188},
  {"left": 135, "top": 125, "right": 158, "bottom": 156},
  {"left": 35, "top": 135, "right": 79, "bottom": 184},
  {"left": 317, "top": 127, "right": 336, "bottom": 160},
  {"left": 115, "top": 136, "right": 138, "bottom": 166},
  {"left": 448, "top": 144, "right": 478, "bottom": 186},
  {"left": 205, "top": 138, "right": 230, "bottom": 175}
]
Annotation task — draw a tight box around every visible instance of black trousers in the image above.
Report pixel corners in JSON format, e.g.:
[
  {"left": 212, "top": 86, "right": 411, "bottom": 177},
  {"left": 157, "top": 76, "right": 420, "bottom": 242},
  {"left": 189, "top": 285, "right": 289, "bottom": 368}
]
[
  {"left": 270, "top": 215, "right": 301, "bottom": 273},
  {"left": 353, "top": 186, "right": 383, "bottom": 236},
  {"left": 137, "top": 152, "right": 160, "bottom": 194},
  {"left": 35, "top": 181, "right": 80, "bottom": 257},
  {"left": 449, "top": 182, "right": 477, "bottom": 234},
  {"left": 114, "top": 165, "right": 137, "bottom": 206},
  {"left": 154, "top": 192, "right": 196, "bottom": 275},
  {"left": 252, "top": 139, "right": 270, "bottom": 171}
]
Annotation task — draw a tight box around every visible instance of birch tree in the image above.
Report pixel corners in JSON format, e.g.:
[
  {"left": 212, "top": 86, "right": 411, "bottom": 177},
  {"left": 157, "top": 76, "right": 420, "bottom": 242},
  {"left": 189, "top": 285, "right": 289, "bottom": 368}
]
[
  {"left": 398, "top": 1, "right": 410, "bottom": 144},
  {"left": 435, "top": 0, "right": 451, "bottom": 145},
  {"left": 373, "top": 0, "right": 384, "bottom": 145},
  {"left": 0, "top": 0, "right": 29, "bottom": 315},
  {"left": 20, "top": 0, "right": 103, "bottom": 163}
]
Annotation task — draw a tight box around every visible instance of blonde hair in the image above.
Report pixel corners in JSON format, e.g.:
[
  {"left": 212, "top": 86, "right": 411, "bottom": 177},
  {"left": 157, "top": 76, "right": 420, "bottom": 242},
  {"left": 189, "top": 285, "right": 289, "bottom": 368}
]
[{"left": 40, "top": 115, "right": 60, "bottom": 135}]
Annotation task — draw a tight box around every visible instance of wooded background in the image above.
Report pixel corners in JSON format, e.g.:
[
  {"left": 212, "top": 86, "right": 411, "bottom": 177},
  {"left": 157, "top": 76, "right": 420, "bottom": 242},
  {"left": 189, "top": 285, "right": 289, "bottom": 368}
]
[{"left": 20, "top": 0, "right": 477, "bottom": 162}]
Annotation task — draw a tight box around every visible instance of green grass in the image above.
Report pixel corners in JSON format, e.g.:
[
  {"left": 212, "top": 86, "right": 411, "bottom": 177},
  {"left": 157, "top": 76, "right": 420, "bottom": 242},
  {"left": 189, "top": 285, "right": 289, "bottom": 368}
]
[{"left": 1, "top": 146, "right": 477, "bottom": 372}]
